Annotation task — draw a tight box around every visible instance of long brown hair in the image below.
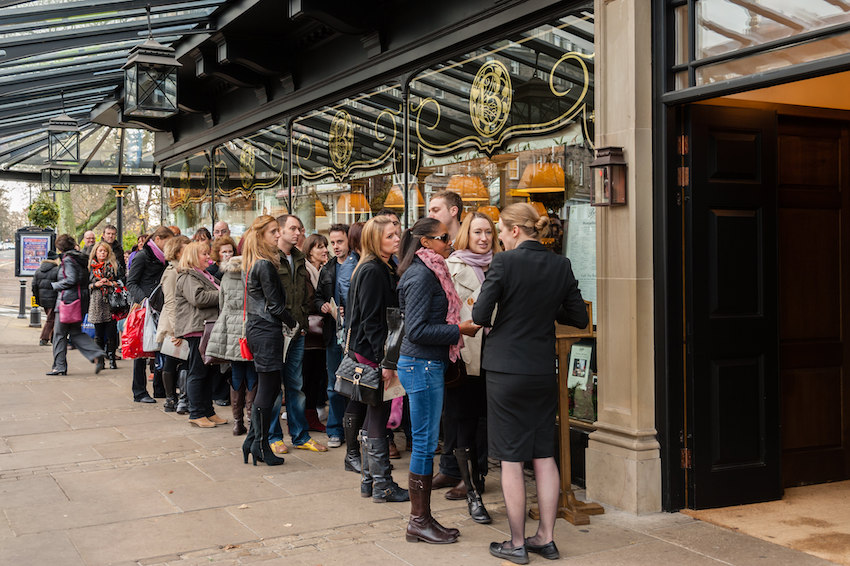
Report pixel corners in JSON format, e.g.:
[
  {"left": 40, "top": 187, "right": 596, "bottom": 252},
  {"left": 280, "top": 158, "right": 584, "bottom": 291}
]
[{"left": 242, "top": 215, "right": 281, "bottom": 272}]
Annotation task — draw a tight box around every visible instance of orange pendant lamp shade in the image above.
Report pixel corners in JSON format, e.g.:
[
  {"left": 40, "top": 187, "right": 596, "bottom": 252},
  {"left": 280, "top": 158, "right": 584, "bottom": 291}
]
[
  {"left": 531, "top": 201, "right": 547, "bottom": 217},
  {"left": 477, "top": 205, "right": 500, "bottom": 221},
  {"left": 337, "top": 192, "right": 370, "bottom": 215},
  {"left": 518, "top": 161, "right": 565, "bottom": 193},
  {"left": 315, "top": 199, "right": 327, "bottom": 217},
  {"left": 447, "top": 174, "right": 489, "bottom": 202},
  {"left": 384, "top": 185, "right": 425, "bottom": 209}
]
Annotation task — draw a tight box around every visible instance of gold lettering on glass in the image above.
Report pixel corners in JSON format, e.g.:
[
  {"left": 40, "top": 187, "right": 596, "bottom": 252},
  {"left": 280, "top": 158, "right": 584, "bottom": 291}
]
[
  {"left": 329, "top": 110, "right": 355, "bottom": 170},
  {"left": 469, "top": 60, "right": 512, "bottom": 138}
]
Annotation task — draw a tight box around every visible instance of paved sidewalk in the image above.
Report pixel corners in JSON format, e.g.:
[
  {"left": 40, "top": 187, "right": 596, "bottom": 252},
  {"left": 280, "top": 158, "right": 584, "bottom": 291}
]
[{"left": 0, "top": 313, "right": 837, "bottom": 566}]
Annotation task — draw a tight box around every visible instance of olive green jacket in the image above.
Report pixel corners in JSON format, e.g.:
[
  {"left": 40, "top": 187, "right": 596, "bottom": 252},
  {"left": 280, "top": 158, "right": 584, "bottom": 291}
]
[{"left": 277, "top": 246, "right": 309, "bottom": 329}]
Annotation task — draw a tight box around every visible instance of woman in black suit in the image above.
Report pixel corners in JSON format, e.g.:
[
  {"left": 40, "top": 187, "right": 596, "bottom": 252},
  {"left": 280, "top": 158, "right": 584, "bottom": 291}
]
[{"left": 472, "top": 203, "right": 588, "bottom": 564}]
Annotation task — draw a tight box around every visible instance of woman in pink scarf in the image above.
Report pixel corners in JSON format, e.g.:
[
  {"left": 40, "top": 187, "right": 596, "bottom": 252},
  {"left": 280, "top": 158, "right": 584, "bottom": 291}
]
[{"left": 396, "top": 218, "right": 480, "bottom": 545}]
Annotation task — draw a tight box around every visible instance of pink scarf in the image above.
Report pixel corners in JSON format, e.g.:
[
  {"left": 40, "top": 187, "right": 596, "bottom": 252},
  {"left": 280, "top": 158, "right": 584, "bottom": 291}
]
[
  {"left": 415, "top": 247, "right": 463, "bottom": 362},
  {"left": 195, "top": 267, "right": 220, "bottom": 289},
  {"left": 148, "top": 239, "right": 166, "bottom": 264}
]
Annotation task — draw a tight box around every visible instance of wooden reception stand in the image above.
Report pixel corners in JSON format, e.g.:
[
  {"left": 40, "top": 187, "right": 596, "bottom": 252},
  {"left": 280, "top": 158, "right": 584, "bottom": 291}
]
[{"left": 529, "top": 301, "right": 604, "bottom": 525}]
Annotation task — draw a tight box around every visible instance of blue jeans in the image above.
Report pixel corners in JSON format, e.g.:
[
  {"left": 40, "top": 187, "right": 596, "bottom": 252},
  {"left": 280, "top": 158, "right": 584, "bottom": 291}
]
[
  {"left": 269, "top": 334, "right": 310, "bottom": 446},
  {"left": 231, "top": 360, "right": 258, "bottom": 391},
  {"left": 397, "top": 355, "right": 445, "bottom": 476},
  {"left": 325, "top": 341, "right": 346, "bottom": 438}
]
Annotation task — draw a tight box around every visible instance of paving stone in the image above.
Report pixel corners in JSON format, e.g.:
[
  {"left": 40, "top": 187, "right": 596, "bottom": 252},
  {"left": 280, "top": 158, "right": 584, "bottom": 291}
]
[
  {"left": 0, "top": 475, "right": 67, "bottom": 509},
  {"left": 92, "top": 435, "right": 204, "bottom": 459},
  {"left": 6, "top": 426, "right": 127, "bottom": 453},
  {"left": 0, "top": 445, "right": 101, "bottom": 472},
  {"left": 163, "top": 477, "right": 290, "bottom": 512},
  {"left": 0, "top": 532, "right": 85, "bottom": 566}
]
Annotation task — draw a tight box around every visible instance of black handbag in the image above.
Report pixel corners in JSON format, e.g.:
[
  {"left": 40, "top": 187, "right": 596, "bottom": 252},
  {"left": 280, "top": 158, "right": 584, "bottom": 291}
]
[
  {"left": 334, "top": 327, "right": 382, "bottom": 406},
  {"left": 108, "top": 281, "right": 131, "bottom": 315}
]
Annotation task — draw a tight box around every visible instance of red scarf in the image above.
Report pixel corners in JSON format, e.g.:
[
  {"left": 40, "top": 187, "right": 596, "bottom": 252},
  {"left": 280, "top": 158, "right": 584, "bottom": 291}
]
[
  {"left": 415, "top": 247, "right": 463, "bottom": 362},
  {"left": 90, "top": 261, "right": 114, "bottom": 296}
]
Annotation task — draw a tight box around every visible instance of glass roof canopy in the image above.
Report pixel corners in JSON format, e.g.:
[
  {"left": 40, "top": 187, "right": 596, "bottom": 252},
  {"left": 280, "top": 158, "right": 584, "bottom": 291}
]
[{"left": 0, "top": 0, "right": 230, "bottom": 182}]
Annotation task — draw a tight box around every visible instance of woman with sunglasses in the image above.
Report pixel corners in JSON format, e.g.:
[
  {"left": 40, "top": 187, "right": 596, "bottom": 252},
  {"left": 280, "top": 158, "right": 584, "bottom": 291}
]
[{"left": 396, "top": 217, "right": 480, "bottom": 544}]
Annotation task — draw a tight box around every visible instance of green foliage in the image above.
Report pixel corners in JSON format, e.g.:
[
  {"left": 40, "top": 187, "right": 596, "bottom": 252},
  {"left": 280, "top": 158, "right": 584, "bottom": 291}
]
[
  {"left": 27, "top": 194, "right": 60, "bottom": 229},
  {"left": 122, "top": 231, "right": 138, "bottom": 251}
]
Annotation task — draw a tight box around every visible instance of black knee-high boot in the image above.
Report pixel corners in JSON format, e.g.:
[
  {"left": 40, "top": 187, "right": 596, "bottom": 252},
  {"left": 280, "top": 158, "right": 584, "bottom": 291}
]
[
  {"left": 247, "top": 406, "right": 284, "bottom": 466},
  {"left": 162, "top": 371, "right": 177, "bottom": 412}
]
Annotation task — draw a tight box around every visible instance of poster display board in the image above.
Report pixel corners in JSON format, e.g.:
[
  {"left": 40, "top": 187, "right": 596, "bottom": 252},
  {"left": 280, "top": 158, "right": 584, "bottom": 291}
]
[
  {"left": 15, "top": 227, "right": 55, "bottom": 277},
  {"left": 565, "top": 205, "right": 597, "bottom": 310}
]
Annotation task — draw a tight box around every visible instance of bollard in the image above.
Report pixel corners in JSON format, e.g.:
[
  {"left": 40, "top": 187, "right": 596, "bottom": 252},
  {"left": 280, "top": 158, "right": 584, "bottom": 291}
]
[
  {"left": 17, "top": 280, "right": 26, "bottom": 319},
  {"left": 29, "top": 306, "right": 41, "bottom": 328}
]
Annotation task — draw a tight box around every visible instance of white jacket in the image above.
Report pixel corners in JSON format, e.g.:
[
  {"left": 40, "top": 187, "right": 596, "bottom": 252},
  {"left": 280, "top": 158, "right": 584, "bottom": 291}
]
[{"left": 446, "top": 255, "right": 490, "bottom": 376}]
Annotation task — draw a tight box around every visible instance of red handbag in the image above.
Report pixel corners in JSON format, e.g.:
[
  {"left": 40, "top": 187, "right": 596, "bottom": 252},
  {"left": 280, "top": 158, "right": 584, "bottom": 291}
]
[{"left": 239, "top": 275, "right": 253, "bottom": 361}]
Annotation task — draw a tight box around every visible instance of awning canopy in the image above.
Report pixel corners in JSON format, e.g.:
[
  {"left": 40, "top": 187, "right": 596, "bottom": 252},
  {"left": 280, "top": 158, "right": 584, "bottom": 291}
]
[{"left": 0, "top": 0, "right": 230, "bottom": 183}]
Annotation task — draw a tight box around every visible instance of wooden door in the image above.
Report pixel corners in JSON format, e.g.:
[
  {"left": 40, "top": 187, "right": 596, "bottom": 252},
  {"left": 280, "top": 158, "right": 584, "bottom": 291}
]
[
  {"left": 686, "top": 104, "right": 782, "bottom": 509},
  {"left": 778, "top": 116, "right": 850, "bottom": 486}
]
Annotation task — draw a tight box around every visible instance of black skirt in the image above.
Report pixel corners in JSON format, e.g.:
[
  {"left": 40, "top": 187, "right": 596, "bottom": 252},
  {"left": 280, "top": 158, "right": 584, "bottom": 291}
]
[
  {"left": 485, "top": 370, "right": 557, "bottom": 462},
  {"left": 246, "top": 319, "right": 283, "bottom": 373}
]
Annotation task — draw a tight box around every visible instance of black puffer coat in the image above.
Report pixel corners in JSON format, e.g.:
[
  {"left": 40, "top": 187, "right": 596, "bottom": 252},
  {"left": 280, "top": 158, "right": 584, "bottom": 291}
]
[
  {"left": 32, "top": 258, "right": 60, "bottom": 309},
  {"left": 52, "top": 250, "right": 91, "bottom": 315},
  {"left": 127, "top": 241, "right": 166, "bottom": 304},
  {"left": 398, "top": 256, "right": 460, "bottom": 363}
]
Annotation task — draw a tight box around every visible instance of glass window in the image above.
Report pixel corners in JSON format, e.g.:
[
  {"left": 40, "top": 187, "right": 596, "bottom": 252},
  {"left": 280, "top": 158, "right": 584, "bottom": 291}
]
[{"left": 162, "top": 150, "right": 212, "bottom": 237}]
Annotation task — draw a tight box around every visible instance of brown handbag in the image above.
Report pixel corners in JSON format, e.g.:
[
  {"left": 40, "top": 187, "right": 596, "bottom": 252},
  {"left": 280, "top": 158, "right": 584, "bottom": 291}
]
[
  {"left": 304, "top": 313, "right": 325, "bottom": 350},
  {"left": 199, "top": 320, "right": 226, "bottom": 365},
  {"left": 443, "top": 358, "right": 468, "bottom": 389}
]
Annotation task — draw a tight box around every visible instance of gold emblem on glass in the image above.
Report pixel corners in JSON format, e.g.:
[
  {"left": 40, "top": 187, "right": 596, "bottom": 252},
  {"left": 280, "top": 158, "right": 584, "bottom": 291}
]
[
  {"left": 329, "top": 110, "right": 354, "bottom": 170},
  {"left": 469, "top": 60, "right": 512, "bottom": 138},
  {"left": 239, "top": 142, "right": 256, "bottom": 188}
]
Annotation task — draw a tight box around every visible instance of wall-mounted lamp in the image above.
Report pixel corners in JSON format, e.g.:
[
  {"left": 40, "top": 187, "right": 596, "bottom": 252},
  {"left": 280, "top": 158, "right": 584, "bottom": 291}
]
[{"left": 589, "top": 146, "right": 626, "bottom": 206}]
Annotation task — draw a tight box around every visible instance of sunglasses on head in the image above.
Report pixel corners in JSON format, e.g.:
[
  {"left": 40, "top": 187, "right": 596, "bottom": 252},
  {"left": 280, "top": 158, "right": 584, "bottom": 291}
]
[{"left": 424, "top": 233, "right": 450, "bottom": 243}]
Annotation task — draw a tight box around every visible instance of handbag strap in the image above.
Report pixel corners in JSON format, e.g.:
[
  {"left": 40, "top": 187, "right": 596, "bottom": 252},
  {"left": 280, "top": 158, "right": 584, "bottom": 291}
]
[{"left": 241, "top": 273, "right": 248, "bottom": 338}]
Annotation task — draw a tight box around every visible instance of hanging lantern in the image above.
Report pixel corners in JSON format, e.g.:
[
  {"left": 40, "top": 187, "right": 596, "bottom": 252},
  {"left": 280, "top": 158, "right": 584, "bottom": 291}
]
[
  {"left": 47, "top": 113, "right": 79, "bottom": 163},
  {"left": 122, "top": 8, "right": 181, "bottom": 119},
  {"left": 42, "top": 166, "right": 71, "bottom": 193},
  {"left": 590, "top": 146, "right": 627, "bottom": 206}
]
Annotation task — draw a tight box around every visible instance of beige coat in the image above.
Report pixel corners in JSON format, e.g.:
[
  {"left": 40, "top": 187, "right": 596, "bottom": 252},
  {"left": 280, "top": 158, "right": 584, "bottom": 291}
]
[
  {"left": 155, "top": 262, "right": 179, "bottom": 343},
  {"left": 173, "top": 268, "right": 219, "bottom": 338},
  {"left": 447, "top": 255, "right": 489, "bottom": 376}
]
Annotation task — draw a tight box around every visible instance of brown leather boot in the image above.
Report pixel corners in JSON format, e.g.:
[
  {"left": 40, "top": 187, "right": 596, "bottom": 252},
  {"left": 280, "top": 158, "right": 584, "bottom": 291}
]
[
  {"left": 388, "top": 436, "right": 401, "bottom": 459},
  {"left": 231, "top": 385, "right": 247, "bottom": 436},
  {"left": 245, "top": 385, "right": 256, "bottom": 426},
  {"left": 405, "top": 473, "right": 459, "bottom": 544}
]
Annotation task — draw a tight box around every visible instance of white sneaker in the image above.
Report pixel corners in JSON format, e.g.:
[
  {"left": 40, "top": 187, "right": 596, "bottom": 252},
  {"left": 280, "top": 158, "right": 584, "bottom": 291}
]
[{"left": 327, "top": 435, "right": 342, "bottom": 448}]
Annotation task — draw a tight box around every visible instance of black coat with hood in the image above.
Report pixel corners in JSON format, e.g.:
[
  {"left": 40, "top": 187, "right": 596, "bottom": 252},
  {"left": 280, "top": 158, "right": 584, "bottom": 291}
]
[{"left": 32, "top": 253, "right": 60, "bottom": 309}]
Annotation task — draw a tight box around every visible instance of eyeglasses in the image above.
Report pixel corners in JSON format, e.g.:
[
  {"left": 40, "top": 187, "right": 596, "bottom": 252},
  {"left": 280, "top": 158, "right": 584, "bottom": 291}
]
[{"left": 424, "top": 233, "right": 450, "bottom": 243}]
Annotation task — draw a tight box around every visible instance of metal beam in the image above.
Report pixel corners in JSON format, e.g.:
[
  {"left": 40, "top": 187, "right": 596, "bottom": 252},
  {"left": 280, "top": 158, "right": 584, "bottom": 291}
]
[
  {"left": 1, "top": 0, "right": 223, "bottom": 27},
  {"left": 0, "top": 63, "right": 124, "bottom": 98},
  {"left": 0, "top": 170, "right": 159, "bottom": 185},
  {"left": 0, "top": 15, "right": 214, "bottom": 65}
]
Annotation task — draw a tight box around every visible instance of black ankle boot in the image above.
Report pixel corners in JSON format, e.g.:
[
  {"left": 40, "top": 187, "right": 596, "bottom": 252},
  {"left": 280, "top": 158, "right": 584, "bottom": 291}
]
[
  {"left": 249, "top": 407, "right": 284, "bottom": 466},
  {"left": 108, "top": 351, "right": 117, "bottom": 369},
  {"left": 365, "top": 436, "right": 408, "bottom": 503},
  {"left": 455, "top": 447, "right": 491, "bottom": 524},
  {"left": 343, "top": 412, "right": 363, "bottom": 473}
]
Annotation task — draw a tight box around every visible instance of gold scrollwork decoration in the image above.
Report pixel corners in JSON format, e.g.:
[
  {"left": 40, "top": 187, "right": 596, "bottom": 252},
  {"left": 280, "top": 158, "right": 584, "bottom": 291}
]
[
  {"left": 295, "top": 106, "right": 401, "bottom": 183},
  {"left": 329, "top": 110, "right": 354, "bottom": 170},
  {"left": 415, "top": 51, "right": 593, "bottom": 157},
  {"left": 469, "top": 60, "right": 512, "bottom": 138},
  {"left": 239, "top": 142, "right": 256, "bottom": 188}
]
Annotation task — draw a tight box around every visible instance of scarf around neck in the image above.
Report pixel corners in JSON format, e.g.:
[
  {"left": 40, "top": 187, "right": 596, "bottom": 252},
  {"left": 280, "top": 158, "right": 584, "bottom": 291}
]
[
  {"left": 194, "top": 267, "right": 220, "bottom": 290},
  {"left": 148, "top": 240, "right": 166, "bottom": 264},
  {"left": 415, "top": 247, "right": 463, "bottom": 362},
  {"left": 449, "top": 249, "right": 492, "bottom": 284}
]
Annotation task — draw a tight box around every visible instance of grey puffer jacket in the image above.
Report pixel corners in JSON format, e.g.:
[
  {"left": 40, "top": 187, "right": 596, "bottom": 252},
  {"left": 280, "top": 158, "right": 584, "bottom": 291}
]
[
  {"left": 205, "top": 256, "right": 245, "bottom": 362},
  {"left": 173, "top": 268, "right": 219, "bottom": 338}
]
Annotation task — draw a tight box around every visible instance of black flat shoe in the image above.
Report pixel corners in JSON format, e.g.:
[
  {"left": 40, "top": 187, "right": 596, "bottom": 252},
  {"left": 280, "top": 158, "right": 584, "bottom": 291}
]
[
  {"left": 525, "top": 538, "right": 560, "bottom": 560},
  {"left": 46, "top": 369, "right": 66, "bottom": 376},
  {"left": 94, "top": 356, "right": 105, "bottom": 374},
  {"left": 134, "top": 395, "right": 156, "bottom": 404},
  {"left": 489, "top": 541, "right": 528, "bottom": 565}
]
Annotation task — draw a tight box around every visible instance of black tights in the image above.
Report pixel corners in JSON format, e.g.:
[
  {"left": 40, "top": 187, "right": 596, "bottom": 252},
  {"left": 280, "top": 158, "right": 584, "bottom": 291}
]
[
  {"left": 345, "top": 398, "right": 390, "bottom": 439},
  {"left": 255, "top": 370, "right": 281, "bottom": 408},
  {"left": 94, "top": 320, "right": 117, "bottom": 351}
]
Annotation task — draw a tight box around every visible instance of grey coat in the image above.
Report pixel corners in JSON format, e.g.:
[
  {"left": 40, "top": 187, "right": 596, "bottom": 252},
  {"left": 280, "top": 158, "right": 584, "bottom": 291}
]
[
  {"left": 173, "top": 268, "right": 220, "bottom": 338},
  {"left": 205, "top": 256, "right": 245, "bottom": 362}
]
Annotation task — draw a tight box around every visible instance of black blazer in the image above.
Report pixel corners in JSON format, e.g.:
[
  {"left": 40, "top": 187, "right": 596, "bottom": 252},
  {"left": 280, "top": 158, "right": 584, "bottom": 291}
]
[
  {"left": 472, "top": 240, "right": 588, "bottom": 375},
  {"left": 347, "top": 257, "right": 398, "bottom": 364}
]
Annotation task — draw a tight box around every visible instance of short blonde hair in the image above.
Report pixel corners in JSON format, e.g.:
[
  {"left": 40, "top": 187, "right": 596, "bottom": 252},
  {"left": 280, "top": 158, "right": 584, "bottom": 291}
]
[
  {"left": 179, "top": 240, "right": 210, "bottom": 270},
  {"left": 164, "top": 235, "right": 190, "bottom": 262},
  {"left": 454, "top": 211, "right": 502, "bottom": 254},
  {"left": 500, "top": 202, "right": 550, "bottom": 239}
]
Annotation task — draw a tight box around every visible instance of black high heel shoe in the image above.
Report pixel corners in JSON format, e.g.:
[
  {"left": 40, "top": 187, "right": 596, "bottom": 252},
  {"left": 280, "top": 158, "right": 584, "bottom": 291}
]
[
  {"left": 247, "top": 407, "right": 283, "bottom": 466},
  {"left": 242, "top": 410, "right": 257, "bottom": 464},
  {"left": 46, "top": 369, "right": 67, "bottom": 376}
]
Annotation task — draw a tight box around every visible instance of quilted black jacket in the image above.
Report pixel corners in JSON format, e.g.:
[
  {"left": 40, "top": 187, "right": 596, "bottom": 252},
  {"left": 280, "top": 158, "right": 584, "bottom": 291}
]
[{"left": 398, "top": 256, "right": 460, "bottom": 363}]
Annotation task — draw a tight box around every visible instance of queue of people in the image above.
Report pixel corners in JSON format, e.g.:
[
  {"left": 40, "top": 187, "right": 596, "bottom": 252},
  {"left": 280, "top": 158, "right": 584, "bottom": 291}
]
[{"left": 39, "top": 197, "right": 586, "bottom": 564}]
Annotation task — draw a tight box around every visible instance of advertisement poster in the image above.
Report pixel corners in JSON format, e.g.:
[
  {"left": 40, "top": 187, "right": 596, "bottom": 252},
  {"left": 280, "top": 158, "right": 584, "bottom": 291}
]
[
  {"left": 19, "top": 235, "right": 51, "bottom": 276},
  {"left": 565, "top": 204, "right": 597, "bottom": 309},
  {"left": 567, "top": 343, "right": 593, "bottom": 390}
]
